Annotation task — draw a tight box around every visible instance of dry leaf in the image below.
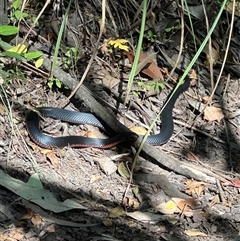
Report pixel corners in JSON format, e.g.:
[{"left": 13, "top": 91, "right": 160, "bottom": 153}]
[
  {"left": 123, "top": 197, "right": 140, "bottom": 208},
  {"left": 209, "top": 195, "right": 220, "bottom": 207},
  {"left": 176, "top": 199, "right": 197, "bottom": 216},
  {"left": 126, "top": 51, "right": 163, "bottom": 80},
  {"left": 101, "top": 39, "right": 110, "bottom": 54},
  {"left": 157, "top": 200, "right": 178, "bottom": 214},
  {"left": 203, "top": 41, "right": 220, "bottom": 67},
  {"left": 130, "top": 126, "right": 147, "bottom": 135},
  {"left": 202, "top": 96, "right": 212, "bottom": 104},
  {"left": 118, "top": 162, "right": 130, "bottom": 179},
  {"left": 189, "top": 69, "right": 197, "bottom": 85},
  {"left": 225, "top": 2, "right": 240, "bottom": 17},
  {"left": 108, "top": 38, "right": 129, "bottom": 51},
  {"left": 31, "top": 214, "right": 42, "bottom": 226},
  {"left": 185, "top": 180, "right": 207, "bottom": 197},
  {"left": 0, "top": 233, "right": 9, "bottom": 240},
  {"left": 12, "top": 232, "right": 24, "bottom": 240},
  {"left": 45, "top": 224, "right": 55, "bottom": 233},
  {"left": 126, "top": 211, "right": 167, "bottom": 224},
  {"left": 41, "top": 149, "right": 52, "bottom": 155},
  {"left": 230, "top": 179, "right": 240, "bottom": 188},
  {"left": 204, "top": 106, "right": 224, "bottom": 122},
  {"left": 184, "top": 230, "right": 207, "bottom": 237},
  {"left": 93, "top": 156, "right": 117, "bottom": 175},
  {"left": 109, "top": 206, "right": 125, "bottom": 218},
  {"left": 102, "top": 218, "right": 113, "bottom": 227},
  {"left": 102, "top": 74, "right": 120, "bottom": 88},
  {"left": 19, "top": 208, "right": 33, "bottom": 220},
  {"left": 84, "top": 130, "right": 98, "bottom": 138},
  {"left": 93, "top": 68, "right": 120, "bottom": 88},
  {"left": 157, "top": 198, "right": 197, "bottom": 216},
  {"left": 46, "top": 151, "right": 59, "bottom": 168},
  {"left": 90, "top": 175, "right": 102, "bottom": 184}
]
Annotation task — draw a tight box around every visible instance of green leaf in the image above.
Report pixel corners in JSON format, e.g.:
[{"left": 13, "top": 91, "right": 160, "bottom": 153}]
[
  {"left": 0, "top": 69, "right": 9, "bottom": 78},
  {"left": 8, "top": 44, "right": 27, "bottom": 53},
  {"left": 24, "top": 51, "right": 42, "bottom": 59},
  {"left": 55, "top": 79, "right": 62, "bottom": 88},
  {"left": 12, "top": 0, "right": 21, "bottom": 10},
  {"left": 48, "top": 80, "right": 53, "bottom": 89},
  {"left": 0, "top": 25, "right": 19, "bottom": 36},
  {"left": 0, "top": 39, "right": 13, "bottom": 51},
  {"left": 35, "top": 58, "right": 44, "bottom": 68},
  {"left": 137, "top": 81, "right": 144, "bottom": 87},
  {"left": 0, "top": 170, "right": 87, "bottom": 213},
  {"left": 22, "top": 12, "right": 28, "bottom": 18},
  {"left": 31, "top": 16, "right": 38, "bottom": 26},
  {"left": 1, "top": 51, "right": 26, "bottom": 61},
  {"left": 14, "top": 10, "right": 28, "bottom": 20}
]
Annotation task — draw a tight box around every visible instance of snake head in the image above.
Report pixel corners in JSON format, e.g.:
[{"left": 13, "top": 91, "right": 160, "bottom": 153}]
[{"left": 120, "top": 132, "right": 139, "bottom": 143}]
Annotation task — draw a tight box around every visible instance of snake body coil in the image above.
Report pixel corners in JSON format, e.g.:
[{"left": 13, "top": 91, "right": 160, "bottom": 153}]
[{"left": 26, "top": 68, "right": 190, "bottom": 149}]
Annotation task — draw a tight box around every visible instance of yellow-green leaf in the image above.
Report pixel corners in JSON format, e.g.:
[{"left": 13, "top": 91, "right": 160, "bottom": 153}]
[
  {"left": 35, "top": 58, "right": 44, "bottom": 68},
  {"left": 8, "top": 44, "right": 27, "bottom": 54}
]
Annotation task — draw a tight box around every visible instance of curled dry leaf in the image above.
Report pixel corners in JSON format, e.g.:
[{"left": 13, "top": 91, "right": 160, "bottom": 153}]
[
  {"left": 203, "top": 40, "right": 220, "bottom": 67},
  {"left": 19, "top": 208, "right": 33, "bottom": 220},
  {"left": 202, "top": 96, "right": 212, "bottom": 104},
  {"left": 204, "top": 106, "right": 224, "bottom": 122},
  {"left": 126, "top": 51, "right": 163, "bottom": 80}
]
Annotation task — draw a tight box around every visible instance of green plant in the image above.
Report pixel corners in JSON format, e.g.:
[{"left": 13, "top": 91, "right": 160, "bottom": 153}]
[
  {"left": 135, "top": 79, "right": 164, "bottom": 97},
  {"left": 124, "top": 0, "right": 148, "bottom": 105},
  {"left": 0, "top": 25, "right": 43, "bottom": 78},
  {"left": 8, "top": 65, "right": 27, "bottom": 81},
  {"left": 9, "top": 0, "right": 29, "bottom": 23},
  {"left": 61, "top": 46, "right": 79, "bottom": 69},
  {"left": 144, "top": 29, "right": 159, "bottom": 43},
  {"left": 47, "top": 78, "right": 62, "bottom": 89},
  {"left": 165, "top": 19, "right": 181, "bottom": 33}
]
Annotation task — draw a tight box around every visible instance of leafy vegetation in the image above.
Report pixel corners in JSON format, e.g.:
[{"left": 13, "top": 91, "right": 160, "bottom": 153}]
[
  {"left": 9, "top": 0, "right": 29, "bottom": 22},
  {"left": 0, "top": 24, "right": 43, "bottom": 79}
]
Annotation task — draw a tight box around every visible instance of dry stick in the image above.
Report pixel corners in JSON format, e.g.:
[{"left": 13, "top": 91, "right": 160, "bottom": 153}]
[
  {"left": 61, "top": 0, "right": 106, "bottom": 107},
  {"left": 201, "top": 0, "right": 214, "bottom": 91},
  {"left": 168, "top": 0, "right": 185, "bottom": 77},
  {"left": 208, "top": 1, "right": 234, "bottom": 103}
]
